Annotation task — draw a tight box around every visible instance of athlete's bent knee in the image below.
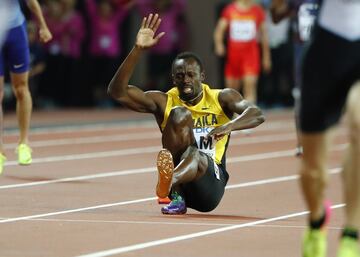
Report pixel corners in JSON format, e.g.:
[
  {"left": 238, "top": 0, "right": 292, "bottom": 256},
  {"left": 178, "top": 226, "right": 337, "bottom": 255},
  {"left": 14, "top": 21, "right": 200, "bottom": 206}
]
[
  {"left": 13, "top": 86, "right": 29, "bottom": 100},
  {"left": 168, "top": 106, "right": 192, "bottom": 125}
]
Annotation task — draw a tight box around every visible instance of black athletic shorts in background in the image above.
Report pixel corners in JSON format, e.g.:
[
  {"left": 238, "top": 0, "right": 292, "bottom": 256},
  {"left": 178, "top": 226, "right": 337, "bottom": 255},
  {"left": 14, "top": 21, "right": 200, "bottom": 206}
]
[{"left": 300, "top": 27, "right": 360, "bottom": 132}]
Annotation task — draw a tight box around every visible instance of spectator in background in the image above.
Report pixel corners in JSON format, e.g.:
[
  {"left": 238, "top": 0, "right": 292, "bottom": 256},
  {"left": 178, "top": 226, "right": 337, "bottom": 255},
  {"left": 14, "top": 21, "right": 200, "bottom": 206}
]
[
  {"left": 214, "top": 0, "right": 271, "bottom": 104},
  {"left": 60, "top": 0, "right": 85, "bottom": 106},
  {"left": 85, "top": 0, "right": 132, "bottom": 108},
  {"left": 39, "top": 0, "right": 66, "bottom": 108},
  {"left": 136, "top": 0, "right": 188, "bottom": 92},
  {"left": 260, "top": 6, "right": 294, "bottom": 109},
  {"left": 270, "top": 0, "right": 320, "bottom": 156},
  {"left": 214, "top": 0, "right": 231, "bottom": 90}
]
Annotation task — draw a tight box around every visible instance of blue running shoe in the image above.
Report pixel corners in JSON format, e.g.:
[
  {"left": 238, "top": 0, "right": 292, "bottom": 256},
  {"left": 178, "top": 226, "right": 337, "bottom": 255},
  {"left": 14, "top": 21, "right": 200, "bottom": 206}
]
[{"left": 161, "top": 192, "right": 187, "bottom": 215}]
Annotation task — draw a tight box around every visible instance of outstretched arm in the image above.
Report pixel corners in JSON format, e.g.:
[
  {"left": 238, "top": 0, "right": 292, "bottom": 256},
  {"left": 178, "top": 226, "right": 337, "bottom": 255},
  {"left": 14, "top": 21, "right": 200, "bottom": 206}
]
[
  {"left": 207, "top": 89, "right": 265, "bottom": 140},
  {"left": 107, "top": 14, "right": 166, "bottom": 113},
  {"left": 26, "top": 0, "right": 52, "bottom": 43}
]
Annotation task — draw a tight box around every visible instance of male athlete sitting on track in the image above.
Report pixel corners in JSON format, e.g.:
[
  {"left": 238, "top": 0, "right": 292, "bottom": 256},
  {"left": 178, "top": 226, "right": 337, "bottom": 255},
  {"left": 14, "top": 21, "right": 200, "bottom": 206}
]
[{"left": 108, "top": 14, "right": 265, "bottom": 215}]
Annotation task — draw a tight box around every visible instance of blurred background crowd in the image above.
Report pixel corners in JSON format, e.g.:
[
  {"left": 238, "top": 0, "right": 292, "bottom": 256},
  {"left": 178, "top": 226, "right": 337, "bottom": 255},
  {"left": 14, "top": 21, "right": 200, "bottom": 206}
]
[{"left": 3, "top": 0, "right": 296, "bottom": 110}]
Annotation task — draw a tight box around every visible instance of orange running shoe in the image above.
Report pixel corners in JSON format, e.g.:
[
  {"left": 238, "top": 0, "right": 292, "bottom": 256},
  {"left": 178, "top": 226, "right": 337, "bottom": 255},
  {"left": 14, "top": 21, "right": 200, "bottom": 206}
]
[
  {"left": 158, "top": 197, "right": 171, "bottom": 204},
  {"left": 156, "top": 149, "right": 174, "bottom": 198}
]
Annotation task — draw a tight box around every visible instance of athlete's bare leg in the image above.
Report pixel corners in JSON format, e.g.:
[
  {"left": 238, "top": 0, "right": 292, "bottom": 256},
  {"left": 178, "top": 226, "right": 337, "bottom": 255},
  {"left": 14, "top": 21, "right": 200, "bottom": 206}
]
[
  {"left": 342, "top": 81, "right": 360, "bottom": 230},
  {"left": 0, "top": 76, "right": 5, "bottom": 154},
  {"left": 293, "top": 87, "right": 303, "bottom": 156},
  {"left": 161, "top": 106, "right": 208, "bottom": 185},
  {"left": 225, "top": 77, "right": 241, "bottom": 91},
  {"left": 242, "top": 75, "right": 258, "bottom": 104},
  {"left": 10, "top": 71, "right": 32, "bottom": 145},
  {"left": 225, "top": 76, "right": 260, "bottom": 104},
  {"left": 300, "top": 129, "right": 335, "bottom": 221}
]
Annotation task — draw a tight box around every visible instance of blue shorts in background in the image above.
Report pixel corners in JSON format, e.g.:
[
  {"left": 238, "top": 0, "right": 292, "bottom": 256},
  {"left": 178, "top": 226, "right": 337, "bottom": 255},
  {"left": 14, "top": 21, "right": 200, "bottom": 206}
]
[{"left": 0, "top": 22, "right": 30, "bottom": 76}]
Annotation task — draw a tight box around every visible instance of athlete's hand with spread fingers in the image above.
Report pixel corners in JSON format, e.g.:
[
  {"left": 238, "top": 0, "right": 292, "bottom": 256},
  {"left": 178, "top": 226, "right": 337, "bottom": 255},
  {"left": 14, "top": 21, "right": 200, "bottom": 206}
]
[{"left": 135, "top": 13, "right": 165, "bottom": 49}]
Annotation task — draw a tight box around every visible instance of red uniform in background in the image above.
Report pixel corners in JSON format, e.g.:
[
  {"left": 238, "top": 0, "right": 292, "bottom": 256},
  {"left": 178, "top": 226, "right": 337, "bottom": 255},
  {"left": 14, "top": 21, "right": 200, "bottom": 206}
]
[{"left": 221, "top": 3, "right": 265, "bottom": 79}]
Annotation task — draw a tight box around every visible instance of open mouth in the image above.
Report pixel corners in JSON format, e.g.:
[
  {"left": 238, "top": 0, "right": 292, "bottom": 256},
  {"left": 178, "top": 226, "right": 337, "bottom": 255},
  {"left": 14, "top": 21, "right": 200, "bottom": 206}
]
[{"left": 183, "top": 86, "right": 193, "bottom": 94}]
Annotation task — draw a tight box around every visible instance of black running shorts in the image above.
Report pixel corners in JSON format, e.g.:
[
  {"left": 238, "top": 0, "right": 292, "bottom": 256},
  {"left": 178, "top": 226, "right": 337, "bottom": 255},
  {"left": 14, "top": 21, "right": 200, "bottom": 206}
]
[
  {"left": 300, "top": 27, "right": 360, "bottom": 132},
  {"left": 178, "top": 153, "right": 229, "bottom": 212}
]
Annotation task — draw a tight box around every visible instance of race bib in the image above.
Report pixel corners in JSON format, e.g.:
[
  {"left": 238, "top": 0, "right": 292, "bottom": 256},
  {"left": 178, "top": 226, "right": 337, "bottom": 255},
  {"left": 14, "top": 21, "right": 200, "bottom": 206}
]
[
  {"left": 193, "top": 127, "right": 221, "bottom": 180},
  {"left": 229, "top": 20, "right": 256, "bottom": 42},
  {"left": 193, "top": 127, "right": 215, "bottom": 159}
]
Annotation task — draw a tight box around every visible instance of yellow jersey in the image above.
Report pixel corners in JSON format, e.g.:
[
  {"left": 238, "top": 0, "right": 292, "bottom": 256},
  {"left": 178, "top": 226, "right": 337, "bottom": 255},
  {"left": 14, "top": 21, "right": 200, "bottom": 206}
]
[{"left": 161, "top": 84, "right": 231, "bottom": 165}]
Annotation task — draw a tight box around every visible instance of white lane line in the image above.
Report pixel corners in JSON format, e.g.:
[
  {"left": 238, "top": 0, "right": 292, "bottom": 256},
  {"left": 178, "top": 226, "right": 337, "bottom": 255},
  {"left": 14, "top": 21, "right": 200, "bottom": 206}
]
[
  {"left": 11, "top": 218, "right": 342, "bottom": 230},
  {"left": 3, "top": 129, "right": 347, "bottom": 150},
  {"left": 4, "top": 120, "right": 157, "bottom": 136},
  {"left": 0, "top": 143, "right": 344, "bottom": 190},
  {"left": 3, "top": 131, "right": 288, "bottom": 150},
  {"left": 3, "top": 131, "right": 294, "bottom": 150},
  {"left": 227, "top": 143, "right": 347, "bottom": 163},
  {"left": 226, "top": 167, "right": 341, "bottom": 189},
  {"left": 3, "top": 135, "right": 348, "bottom": 167},
  {"left": 3, "top": 146, "right": 160, "bottom": 167},
  {"left": 0, "top": 167, "right": 342, "bottom": 223},
  {"left": 231, "top": 129, "right": 346, "bottom": 144},
  {"left": 0, "top": 197, "right": 156, "bottom": 224},
  {"left": 76, "top": 204, "right": 345, "bottom": 257},
  {"left": 4, "top": 132, "right": 161, "bottom": 149},
  {"left": 255, "top": 224, "right": 343, "bottom": 230},
  {"left": 3, "top": 127, "right": 347, "bottom": 151},
  {"left": 4, "top": 119, "right": 296, "bottom": 136},
  {"left": 0, "top": 167, "right": 156, "bottom": 189},
  {"left": 9, "top": 217, "right": 245, "bottom": 227}
]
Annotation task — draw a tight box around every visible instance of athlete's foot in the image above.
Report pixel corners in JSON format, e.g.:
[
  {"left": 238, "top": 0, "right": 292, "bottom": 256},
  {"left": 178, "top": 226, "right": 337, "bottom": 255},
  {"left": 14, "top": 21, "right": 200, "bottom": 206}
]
[
  {"left": 16, "top": 144, "right": 32, "bottom": 165},
  {"left": 302, "top": 201, "right": 331, "bottom": 257},
  {"left": 302, "top": 229, "right": 327, "bottom": 257},
  {"left": 337, "top": 237, "right": 360, "bottom": 257},
  {"left": 156, "top": 149, "right": 174, "bottom": 198},
  {"left": 161, "top": 192, "right": 187, "bottom": 215},
  {"left": 0, "top": 153, "right": 6, "bottom": 174}
]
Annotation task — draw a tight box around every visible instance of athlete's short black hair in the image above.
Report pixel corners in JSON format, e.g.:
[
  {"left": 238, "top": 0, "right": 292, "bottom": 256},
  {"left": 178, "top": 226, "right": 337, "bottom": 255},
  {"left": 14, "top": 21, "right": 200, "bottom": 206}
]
[{"left": 172, "top": 52, "right": 204, "bottom": 73}]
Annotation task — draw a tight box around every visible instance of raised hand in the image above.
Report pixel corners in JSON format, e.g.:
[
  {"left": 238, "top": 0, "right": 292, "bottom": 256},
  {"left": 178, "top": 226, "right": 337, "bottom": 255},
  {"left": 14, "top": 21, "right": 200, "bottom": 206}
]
[{"left": 135, "top": 13, "right": 165, "bottom": 49}]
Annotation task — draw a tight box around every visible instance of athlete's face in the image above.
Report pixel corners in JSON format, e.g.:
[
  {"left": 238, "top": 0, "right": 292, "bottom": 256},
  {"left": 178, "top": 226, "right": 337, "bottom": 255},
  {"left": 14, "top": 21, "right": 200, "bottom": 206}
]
[{"left": 172, "top": 58, "right": 205, "bottom": 103}]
